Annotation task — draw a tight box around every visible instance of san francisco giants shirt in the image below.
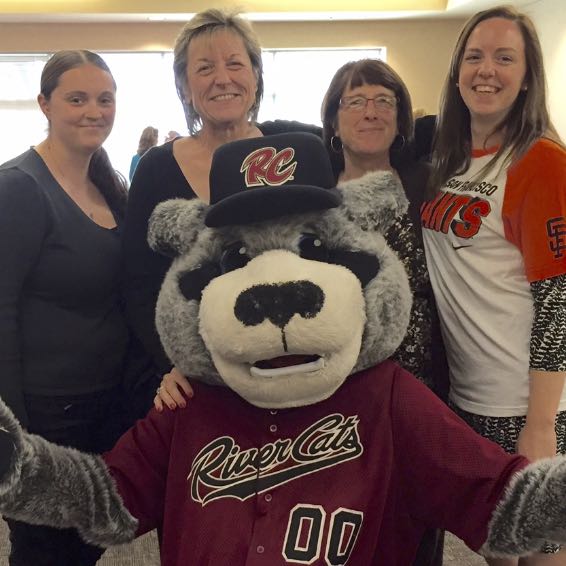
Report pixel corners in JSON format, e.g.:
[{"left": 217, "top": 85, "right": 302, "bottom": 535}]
[
  {"left": 104, "top": 361, "right": 527, "bottom": 565},
  {"left": 422, "top": 139, "right": 566, "bottom": 416}
]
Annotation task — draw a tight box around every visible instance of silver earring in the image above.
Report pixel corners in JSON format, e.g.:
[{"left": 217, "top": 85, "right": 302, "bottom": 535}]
[{"left": 330, "top": 135, "right": 342, "bottom": 153}]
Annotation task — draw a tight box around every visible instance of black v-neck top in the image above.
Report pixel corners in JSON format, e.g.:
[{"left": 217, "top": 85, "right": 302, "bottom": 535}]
[
  {"left": 0, "top": 149, "right": 128, "bottom": 425},
  {"left": 123, "top": 120, "right": 323, "bottom": 373}
]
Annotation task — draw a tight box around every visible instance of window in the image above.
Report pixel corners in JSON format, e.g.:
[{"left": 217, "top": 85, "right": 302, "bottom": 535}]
[
  {"left": 0, "top": 55, "right": 49, "bottom": 163},
  {"left": 259, "top": 48, "right": 384, "bottom": 124},
  {"left": 0, "top": 48, "right": 383, "bottom": 179}
]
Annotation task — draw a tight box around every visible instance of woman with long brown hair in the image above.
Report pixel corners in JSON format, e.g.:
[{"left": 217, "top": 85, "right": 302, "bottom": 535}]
[
  {"left": 0, "top": 50, "right": 128, "bottom": 565},
  {"left": 422, "top": 7, "right": 566, "bottom": 565}
]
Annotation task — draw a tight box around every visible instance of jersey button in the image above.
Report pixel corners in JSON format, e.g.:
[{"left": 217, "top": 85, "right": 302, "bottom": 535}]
[
  {"left": 257, "top": 545, "right": 265, "bottom": 554},
  {"left": 265, "top": 493, "right": 272, "bottom": 502},
  {"left": 269, "top": 424, "right": 278, "bottom": 433},
  {"left": 270, "top": 410, "right": 278, "bottom": 415}
]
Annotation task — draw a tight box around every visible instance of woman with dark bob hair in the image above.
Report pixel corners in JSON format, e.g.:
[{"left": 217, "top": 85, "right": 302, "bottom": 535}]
[
  {"left": 422, "top": 6, "right": 566, "bottom": 565},
  {"left": 321, "top": 58, "right": 448, "bottom": 566},
  {"left": 0, "top": 50, "right": 128, "bottom": 565},
  {"left": 321, "top": 58, "right": 414, "bottom": 177},
  {"left": 321, "top": 58, "right": 447, "bottom": 397}
]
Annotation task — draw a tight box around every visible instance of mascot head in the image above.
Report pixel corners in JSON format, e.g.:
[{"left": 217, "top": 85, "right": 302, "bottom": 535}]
[{"left": 149, "top": 133, "right": 411, "bottom": 409}]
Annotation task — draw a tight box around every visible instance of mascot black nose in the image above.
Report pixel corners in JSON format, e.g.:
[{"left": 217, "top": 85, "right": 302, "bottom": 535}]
[{"left": 234, "top": 281, "right": 325, "bottom": 329}]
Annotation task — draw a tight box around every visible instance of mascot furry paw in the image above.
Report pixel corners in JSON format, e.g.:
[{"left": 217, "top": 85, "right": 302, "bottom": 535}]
[{"left": 1, "top": 132, "right": 566, "bottom": 565}]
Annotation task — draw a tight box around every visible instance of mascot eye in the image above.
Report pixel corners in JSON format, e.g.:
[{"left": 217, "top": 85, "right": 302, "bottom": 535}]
[
  {"left": 178, "top": 263, "right": 221, "bottom": 301},
  {"left": 329, "top": 249, "right": 380, "bottom": 288},
  {"left": 299, "top": 233, "right": 329, "bottom": 263},
  {"left": 220, "top": 241, "right": 251, "bottom": 274}
]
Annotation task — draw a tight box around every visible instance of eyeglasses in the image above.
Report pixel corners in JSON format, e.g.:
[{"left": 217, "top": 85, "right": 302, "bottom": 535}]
[{"left": 339, "top": 94, "right": 398, "bottom": 113}]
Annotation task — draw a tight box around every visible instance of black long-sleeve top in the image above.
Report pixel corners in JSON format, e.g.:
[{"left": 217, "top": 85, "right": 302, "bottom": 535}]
[
  {"left": 122, "top": 120, "right": 323, "bottom": 373},
  {"left": 0, "top": 150, "right": 129, "bottom": 426},
  {"left": 122, "top": 120, "right": 445, "bottom": 391}
]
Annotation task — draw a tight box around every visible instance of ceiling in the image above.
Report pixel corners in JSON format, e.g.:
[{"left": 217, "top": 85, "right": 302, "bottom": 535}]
[{"left": 0, "top": 0, "right": 539, "bottom": 23}]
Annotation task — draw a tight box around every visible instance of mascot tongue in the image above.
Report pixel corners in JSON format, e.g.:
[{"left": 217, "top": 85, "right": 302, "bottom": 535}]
[{"left": 255, "top": 354, "right": 319, "bottom": 369}]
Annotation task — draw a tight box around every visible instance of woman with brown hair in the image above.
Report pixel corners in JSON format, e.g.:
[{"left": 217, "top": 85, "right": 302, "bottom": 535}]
[
  {"left": 0, "top": 50, "right": 128, "bottom": 565},
  {"left": 422, "top": 6, "right": 566, "bottom": 565},
  {"left": 129, "top": 125, "right": 158, "bottom": 181},
  {"left": 320, "top": 57, "right": 447, "bottom": 566},
  {"left": 321, "top": 57, "right": 447, "bottom": 399}
]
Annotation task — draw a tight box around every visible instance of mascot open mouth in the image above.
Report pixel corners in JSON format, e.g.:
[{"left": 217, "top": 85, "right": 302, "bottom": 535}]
[{"left": 250, "top": 354, "right": 324, "bottom": 377}]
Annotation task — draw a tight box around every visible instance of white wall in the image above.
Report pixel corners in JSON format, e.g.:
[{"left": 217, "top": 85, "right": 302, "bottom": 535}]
[{"left": 527, "top": 0, "right": 566, "bottom": 139}]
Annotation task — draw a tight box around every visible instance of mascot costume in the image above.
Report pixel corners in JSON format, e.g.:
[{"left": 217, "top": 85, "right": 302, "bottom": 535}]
[{"left": 1, "top": 132, "right": 566, "bottom": 565}]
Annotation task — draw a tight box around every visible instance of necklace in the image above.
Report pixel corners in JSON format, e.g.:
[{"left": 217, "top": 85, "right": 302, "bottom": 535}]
[{"left": 43, "top": 142, "right": 96, "bottom": 219}]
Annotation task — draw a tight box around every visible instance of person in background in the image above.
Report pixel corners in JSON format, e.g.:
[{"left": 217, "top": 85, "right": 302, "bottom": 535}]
[
  {"left": 422, "top": 6, "right": 566, "bottom": 565},
  {"left": 129, "top": 125, "right": 158, "bottom": 181},
  {"left": 0, "top": 50, "right": 129, "bottom": 565},
  {"left": 413, "top": 107, "right": 427, "bottom": 120},
  {"left": 122, "top": 8, "right": 321, "bottom": 413},
  {"left": 164, "top": 130, "right": 181, "bottom": 143}
]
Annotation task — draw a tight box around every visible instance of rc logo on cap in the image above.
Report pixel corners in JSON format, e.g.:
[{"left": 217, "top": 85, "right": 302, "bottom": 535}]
[
  {"left": 206, "top": 132, "right": 341, "bottom": 228},
  {"left": 240, "top": 146, "right": 296, "bottom": 187}
]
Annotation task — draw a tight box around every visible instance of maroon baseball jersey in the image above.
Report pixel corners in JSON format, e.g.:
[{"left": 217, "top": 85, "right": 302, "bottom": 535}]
[{"left": 104, "top": 361, "right": 528, "bottom": 565}]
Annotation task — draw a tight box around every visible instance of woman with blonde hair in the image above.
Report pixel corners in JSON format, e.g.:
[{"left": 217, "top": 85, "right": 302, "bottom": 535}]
[{"left": 122, "top": 8, "right": 321, "bottom": 414}]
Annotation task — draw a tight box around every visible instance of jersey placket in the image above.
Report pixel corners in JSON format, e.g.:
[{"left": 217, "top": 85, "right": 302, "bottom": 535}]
[{"left": 245, "top": 408, "right": 281, "bottom": 564}]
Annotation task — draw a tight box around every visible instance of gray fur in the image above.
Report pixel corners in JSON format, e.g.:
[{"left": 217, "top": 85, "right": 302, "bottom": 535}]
[
  {"left": 337, "top": 170, "right": 408, "bottom": 233},
  {"left": 6, "top": 149, "right": 566, "bottom": 558},
  {"left": 152, "top": 170, "right": 412, "bottom": 384},
  {"left": 150, "top": 200, "right": 226, "bottom": 382},
  {"left": 482, "top": 457, "right": 566, "bottom": 557},
  {"left": 0, "top": 400, "right": 137, "bottom": 547},
  {"left": 157, "top": 254, "right": 220, "bottom": 384},
  {"left": 148, "top": 197, "right": 209, "bottom": 257}
]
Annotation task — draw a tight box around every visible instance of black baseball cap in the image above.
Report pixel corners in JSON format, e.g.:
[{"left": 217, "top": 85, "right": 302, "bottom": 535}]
[{"left": 205, "top": 132, "right": 341, "bottom": 228}]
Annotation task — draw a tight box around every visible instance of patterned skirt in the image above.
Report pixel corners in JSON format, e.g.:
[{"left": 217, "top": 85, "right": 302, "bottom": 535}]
[{"left": 451, "top": 404, "right": 566, "bottom": 554}]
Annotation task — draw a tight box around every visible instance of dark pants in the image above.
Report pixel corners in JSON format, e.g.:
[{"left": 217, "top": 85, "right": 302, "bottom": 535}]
[
  {"left": 413, "top": 529, "right": 444, "bottom": 566},
  {"left": 6, "top": 388, "right": 126, "bottom": 566}
]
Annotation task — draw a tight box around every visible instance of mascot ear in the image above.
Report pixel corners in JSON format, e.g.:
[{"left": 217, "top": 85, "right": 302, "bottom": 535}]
[
  {"left": 337, "top": 171, "right": 408, "bottom": 234},
  {"left": 148, "top": 198, "right": 208, "bottom": 257}
]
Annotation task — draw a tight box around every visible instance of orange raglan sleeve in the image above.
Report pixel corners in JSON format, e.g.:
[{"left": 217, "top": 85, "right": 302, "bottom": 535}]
[{"left": 503, "top": 139, "right": 566, "bottom": 282}]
